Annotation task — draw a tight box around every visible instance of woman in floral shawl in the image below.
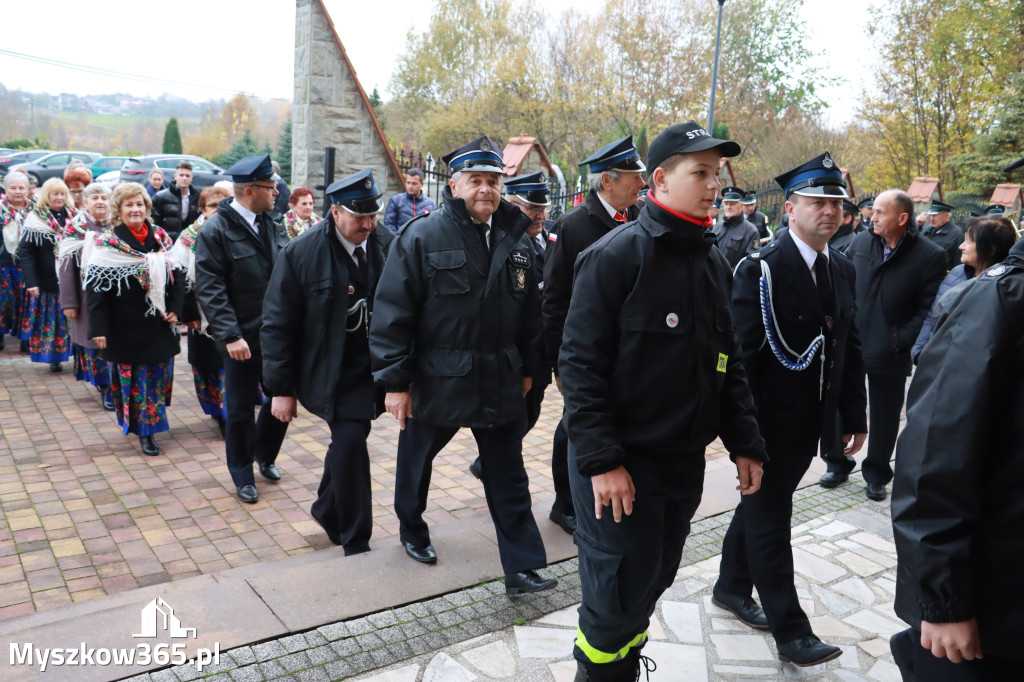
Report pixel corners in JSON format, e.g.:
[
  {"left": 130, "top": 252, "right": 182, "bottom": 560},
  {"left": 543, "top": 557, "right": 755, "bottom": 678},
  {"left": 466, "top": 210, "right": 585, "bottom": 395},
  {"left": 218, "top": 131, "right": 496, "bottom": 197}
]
[
  {"left": 58, "top": 183, "right": 113, "bottom": 410},
  {"left": 0, "top": 172, "right": 34, "bottom": 351},
  {"left": 85, "top": 183, "right": 184, "bottom": 456},
  {"left": 280, "top": 187, "right": 320, "bottom": 239},
  {"left": 19, "top": 177, "right": 75, "bottom": 371}
]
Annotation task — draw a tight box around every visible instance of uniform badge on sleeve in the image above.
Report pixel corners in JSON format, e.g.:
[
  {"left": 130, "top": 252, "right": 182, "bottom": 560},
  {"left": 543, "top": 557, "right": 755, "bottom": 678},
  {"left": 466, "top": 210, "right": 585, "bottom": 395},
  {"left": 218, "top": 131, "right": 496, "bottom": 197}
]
[
  {"left": 515, "top": 268, "right": 526, "bottom": 289},
  {"left": 510, "top": 249, "right": 531, "bottom": 267}
]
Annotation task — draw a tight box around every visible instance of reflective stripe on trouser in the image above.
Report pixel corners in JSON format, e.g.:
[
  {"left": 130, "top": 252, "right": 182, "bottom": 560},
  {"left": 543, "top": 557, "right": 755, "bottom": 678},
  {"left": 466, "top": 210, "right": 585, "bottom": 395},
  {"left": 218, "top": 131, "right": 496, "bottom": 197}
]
[{"left": 575, "top": 628, "right": 647, "bottom": 665}]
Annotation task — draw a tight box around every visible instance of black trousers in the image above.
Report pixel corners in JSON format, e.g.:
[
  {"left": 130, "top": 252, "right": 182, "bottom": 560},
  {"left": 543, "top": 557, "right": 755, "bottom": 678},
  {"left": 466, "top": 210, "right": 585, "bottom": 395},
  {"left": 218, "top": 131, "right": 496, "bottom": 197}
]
[
  {"left": 311, "top": 419, "right": 372, "bottom": 555},
  {"left": 394, "top": 416, "right": 547, "bottom": 575},
  {"left": 891, "top": 628, "right": 1019, "bottom": 681},
  {"left": 222, "top": 354, "right": 288, "bottom": 488},
  {"left": 569, "top": 442, "right": 702, "bottom": 668},
  {"left": 862, "top": 373, "right": 906, "bottom": 486},
  {"left": 551, "top": 412, "right": 574, "bottom": 516},
  {"left": 821, "top": 413, "right": 856, "bottom": 475},
  {"left": 717, "top": 446, "right": 816, "bottom": 644}
]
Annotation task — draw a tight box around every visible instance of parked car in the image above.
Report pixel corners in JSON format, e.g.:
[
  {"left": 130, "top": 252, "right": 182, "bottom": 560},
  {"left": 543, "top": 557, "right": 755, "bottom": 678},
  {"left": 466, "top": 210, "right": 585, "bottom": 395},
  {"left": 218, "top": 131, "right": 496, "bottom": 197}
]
[
  {"left": 88, "top": 156, "right": 130, "bottom": 181},
  {"left": 8, "top": 151, "right": 101, "bottom": 185},
  {"left": 0, "top": 149, "right": 53, "bottom": 176},
  {"left": 95, "top": 170, "right": 121, "bottom": 187},
  {"left": 120, "top": 154, "right": 225, "bottom": 190}
]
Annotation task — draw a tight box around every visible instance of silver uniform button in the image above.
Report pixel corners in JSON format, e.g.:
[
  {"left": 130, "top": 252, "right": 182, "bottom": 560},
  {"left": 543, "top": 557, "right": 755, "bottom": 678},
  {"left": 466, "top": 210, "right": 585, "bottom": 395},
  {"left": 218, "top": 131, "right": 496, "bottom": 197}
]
[{"left": 666, "top": 313, "right": 679, "bottom": 328}]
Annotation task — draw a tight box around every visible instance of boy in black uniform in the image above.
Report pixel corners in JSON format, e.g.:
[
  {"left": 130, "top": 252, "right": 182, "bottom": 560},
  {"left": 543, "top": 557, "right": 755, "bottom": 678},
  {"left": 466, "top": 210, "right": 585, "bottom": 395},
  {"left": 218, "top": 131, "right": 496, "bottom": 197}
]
[{"left": 560, "top": 122, "right": 766, "bottom": 681}]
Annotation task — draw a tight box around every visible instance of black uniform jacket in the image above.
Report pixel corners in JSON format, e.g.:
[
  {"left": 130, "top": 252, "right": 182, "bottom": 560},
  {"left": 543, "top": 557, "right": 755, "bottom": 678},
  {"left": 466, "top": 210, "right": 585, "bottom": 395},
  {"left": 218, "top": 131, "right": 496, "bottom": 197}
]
[
  {"left": 87, "top": 224, "right": 185, "bottom": 365},
  {"left": 262, "top": 216, "right": 393, "bottom": 422},
  {"left": 542, "top": 190, "right": 639, "bottom": 368},
  {"left": 845, "top": 228, "right": 945, "bottom": 376},
  {"left": 712, "top": 214, "right": 760, "bottom": 269},
  {"left": 892, "top": 239, "right": 1024, "bottom": 658},
  {"left": 921, "top": 220, "right": 964, "bottom": 271},
  {"left": 530, "top": 225, "right": 553, "bottom": 389},
  {"left": 827, "top": 221, "right": 864, "bottom": 255},
  {"left": 732, "top": 233, "right": 866, "bottom": 455},
  {"left": 151, "top": 186, "right": 200, "bottom": 240},
  {"left": 369, "top": 187, "right": 542, "bottom": 429},
  {"left": 194, "top": 197, "right": 288, "bottom": 357},
  {"left": 746, "top": 210, "right": 769, "bottom": 239},
  {"left": 558, "top": 198, "right": 765, "bottom": 479}
]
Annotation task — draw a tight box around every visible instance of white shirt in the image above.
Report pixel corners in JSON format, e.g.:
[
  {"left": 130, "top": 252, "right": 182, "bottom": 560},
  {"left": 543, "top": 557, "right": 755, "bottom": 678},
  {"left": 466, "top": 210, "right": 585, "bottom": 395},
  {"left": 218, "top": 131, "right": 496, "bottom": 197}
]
[
  {"left": 788, "top": 228, "right": 828, "bottom": 285},
  {"left": 470, "top": 215, "right": 493, "bottom": 246},
  {"left": 334, "top": 227, "right": 367, "bottom": 265},
  {"left": 595, "top": 191, "right": 620, "bottom": 221},
  {"left": 230, "top": 199, "right": 259, "bottom": 236},
  {"left": 534, "top": 232, "right": 547, "bottom": 251}
]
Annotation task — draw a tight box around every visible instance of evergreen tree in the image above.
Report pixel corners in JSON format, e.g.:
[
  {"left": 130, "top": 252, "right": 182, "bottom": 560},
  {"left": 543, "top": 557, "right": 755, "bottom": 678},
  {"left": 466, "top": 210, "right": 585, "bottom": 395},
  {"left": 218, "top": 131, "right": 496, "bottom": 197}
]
[
  {"left": 213, "top": 129, "right": 259, "bottom": 169},
  {"left": 275, "top": 120, "right": 293, "bottom": 185},
  {"left": 162, "top": 117, "right": 183, "bottom": 154}
]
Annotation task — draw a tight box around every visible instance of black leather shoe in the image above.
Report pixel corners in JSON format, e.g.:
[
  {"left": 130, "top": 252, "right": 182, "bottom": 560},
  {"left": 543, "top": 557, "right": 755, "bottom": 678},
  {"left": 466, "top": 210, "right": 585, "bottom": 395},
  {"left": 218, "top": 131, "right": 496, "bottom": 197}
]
[
  {"left": 712, "top": 586, "right": 770, "bottom": 629},
  {"left": 0, "top": 336, "right": 5, "bottom": 351},
  {"left": 866, "top": 482, "right": 887, "bottom": 501},
  {"left": 549, "top": 508, "right": 577, "bottom": 535},
  {"left": 49, "top": 362, "right": 62, "bottom": 373},
  {"left": 101, "top": 388, "right": 116, "bottom": 412},
  {"left": 468, "top": 458, "right": 482, "bottom": 480},
  {"left": 139, "top": 435, "right": 159, "bottom": 456},
  {"left": 259, "top": 462, "right": 281, "bottom": 482},
  {"left": 237, "top": 484, "right": 258, "bottom": 504},
  {"left": 505, "top": 569, "right": 557, "bottom": 596},
  {"left": 777, "top": 634, "right": 841, "bottom": 666},
  {"left": 818, "top": 471, "right": 848, "bottom": 489},
  {"left": 20, "top": 340, "right": 29, "bottom": 354},
  {"left": 404, "top": 541, "right": 437, "bottom": 564}
]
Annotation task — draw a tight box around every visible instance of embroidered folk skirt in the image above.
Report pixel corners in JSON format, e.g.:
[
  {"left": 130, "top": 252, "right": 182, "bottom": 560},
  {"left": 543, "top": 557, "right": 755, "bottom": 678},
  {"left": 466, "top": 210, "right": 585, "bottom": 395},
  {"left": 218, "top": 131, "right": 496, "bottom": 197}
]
[
  {"left": 110, "top": 359, "right": 174, "bottom": 437},
  {"left": 20, "top": 290, "right": 70, "bottom": 363},
  {"left": 74, "top": 344, "right": 110, "bottom": 388},
  {"left": 0, "top": 264, "right": 22, "bottom": 336},
  {"left": 192, "top": 365, "right": 265, "bottom": 419}
]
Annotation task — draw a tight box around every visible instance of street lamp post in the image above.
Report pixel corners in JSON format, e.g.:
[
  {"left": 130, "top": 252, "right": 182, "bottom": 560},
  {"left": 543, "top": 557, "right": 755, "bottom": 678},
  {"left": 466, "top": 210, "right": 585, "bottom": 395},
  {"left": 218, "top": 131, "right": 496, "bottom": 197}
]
[{"left": 708, "top": 0, "right": 726, "bottom": 132}]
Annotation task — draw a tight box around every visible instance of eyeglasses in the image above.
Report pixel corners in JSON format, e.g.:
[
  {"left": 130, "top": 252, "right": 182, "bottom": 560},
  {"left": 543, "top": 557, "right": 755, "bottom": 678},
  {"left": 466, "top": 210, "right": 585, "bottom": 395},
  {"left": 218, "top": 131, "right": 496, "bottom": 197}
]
[
  {"left": 250, "top": 184, "right": 277, "bottom": 192},
  {"left": 69, "top": 190, "right": 84, "bottom": 196},
  {"left": 516, "top": 203, "right": 547, "bottom": 216}
]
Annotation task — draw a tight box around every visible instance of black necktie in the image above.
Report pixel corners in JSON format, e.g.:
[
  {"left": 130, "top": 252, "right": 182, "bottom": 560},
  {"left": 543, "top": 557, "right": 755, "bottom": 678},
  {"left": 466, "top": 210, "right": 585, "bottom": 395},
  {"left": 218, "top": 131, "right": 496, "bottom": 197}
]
[
  {"left": 815, "top": 253, "right": 834, "bottom": 321},
  {"left": 353, "top": 245, "right": 368, "bottom": 279},
  {"left": 476, "top": 224, "right": 489, "bottom": 255}
]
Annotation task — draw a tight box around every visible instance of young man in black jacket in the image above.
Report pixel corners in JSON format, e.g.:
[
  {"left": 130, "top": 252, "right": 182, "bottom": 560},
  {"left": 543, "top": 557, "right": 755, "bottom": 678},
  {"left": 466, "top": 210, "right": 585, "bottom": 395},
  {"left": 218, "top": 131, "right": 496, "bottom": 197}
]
[
  {"left": 262, "top": 169, "right": 393, "bottom": 555},
  {"left": 151, "top": 161, "right": 200, "bottom": 240},
  {"left": 560, "top": 122, "right": 765, "bottom": 682},
  {"left": 195, "top": 154, "right": 290, "bottom": 504}
]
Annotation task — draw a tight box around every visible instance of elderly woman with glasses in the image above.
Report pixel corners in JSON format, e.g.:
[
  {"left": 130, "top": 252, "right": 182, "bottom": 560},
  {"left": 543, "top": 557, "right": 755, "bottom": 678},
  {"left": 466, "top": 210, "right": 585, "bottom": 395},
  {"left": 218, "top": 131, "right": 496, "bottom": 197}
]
[
  {"left": 63, "top": 165, "right": 93, "bottom": 211},
  {"left": 19, "top": 177, "right": 76, "bottom": 371},
  {"left": 1, "top": 172, "right": 34, "bottom": 351}
]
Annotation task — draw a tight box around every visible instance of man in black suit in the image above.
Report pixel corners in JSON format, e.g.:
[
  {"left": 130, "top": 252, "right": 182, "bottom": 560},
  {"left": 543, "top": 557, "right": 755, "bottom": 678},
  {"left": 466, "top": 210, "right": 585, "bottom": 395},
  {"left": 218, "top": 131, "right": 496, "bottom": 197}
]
[
  {"left": 262, "top": 169, "right": 393, "bottom": 555},
  {"left": 542, "top": 136, "right": 646, "bottom": 536},
  {"left": 714, "top": 153, "right": 868, "bottom": 667}
]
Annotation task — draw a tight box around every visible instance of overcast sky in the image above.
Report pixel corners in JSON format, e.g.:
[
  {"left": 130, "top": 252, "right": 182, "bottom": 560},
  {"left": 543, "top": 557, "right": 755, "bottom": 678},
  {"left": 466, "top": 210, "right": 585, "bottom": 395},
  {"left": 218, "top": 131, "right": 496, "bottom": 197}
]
[{"left": 0, "top": 0, "right": 875, "bottom": 126}]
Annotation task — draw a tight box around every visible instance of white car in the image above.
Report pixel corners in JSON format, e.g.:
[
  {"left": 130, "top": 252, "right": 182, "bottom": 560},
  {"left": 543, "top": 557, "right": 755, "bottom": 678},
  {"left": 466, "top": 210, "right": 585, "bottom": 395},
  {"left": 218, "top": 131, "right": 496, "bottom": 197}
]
[{"left": 95, "top": 170, "right": 121, "bottom": 187}]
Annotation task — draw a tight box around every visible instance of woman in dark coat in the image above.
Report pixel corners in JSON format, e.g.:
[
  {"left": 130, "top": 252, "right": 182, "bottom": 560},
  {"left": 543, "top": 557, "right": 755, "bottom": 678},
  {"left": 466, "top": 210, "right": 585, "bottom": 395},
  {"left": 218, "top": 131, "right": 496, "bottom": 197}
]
[
  {"left": 0, "top": 172, "right": 34, "bottom": 351},
  {"left": 58, "top": 183, "right": 114, "bottom": 409},
  {"left": 911, "top": 216, "right": 1017, "bottom": 363},
  {"left": 19, "top": 177, "right": 76, "bottom": 371},
  {"left": 85, "top": 183, "right": 184, "bottom": 456}
]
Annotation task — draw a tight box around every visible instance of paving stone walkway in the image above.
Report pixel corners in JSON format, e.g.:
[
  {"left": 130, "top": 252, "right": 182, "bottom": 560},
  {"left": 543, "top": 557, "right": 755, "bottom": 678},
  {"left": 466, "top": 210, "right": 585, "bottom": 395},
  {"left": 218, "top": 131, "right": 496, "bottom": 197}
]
[{"left": 123, "top": 473, "right": 901, "bottom": 682}]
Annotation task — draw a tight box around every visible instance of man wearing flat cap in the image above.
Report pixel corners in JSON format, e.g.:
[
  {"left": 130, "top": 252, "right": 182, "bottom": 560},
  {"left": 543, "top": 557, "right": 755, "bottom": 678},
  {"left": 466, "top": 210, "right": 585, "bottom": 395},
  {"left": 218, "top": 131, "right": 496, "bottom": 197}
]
[
  {"left": 370, "top": 136, "right": 556, "bottom": 596},
  {"left": 922, "top": 199, "right": 965, "bottom": 270},
  {"left": 560, "top": 122, "right": 765, "bottom": 681},
  {"left": 742, "top": 191, "right": 769, "bottom": 240},
  {"left": 262, "top": 169, "right": 393, "bottom": 555},
  {"left": 828, "top": 198, "right": 864, "bottom": 255},
  {"left": 195, "top": 154, "right": 290, "bottom": 504},
  {"left": 542, "top": 135, "right": 646, "bottom": 537},
  {"left": 713, "top": 185, "right": 760, "bottom": 268},
  {"left": 823, "top": 189, "right": 944, "bottom": 500},
  {"left": 714, "top": 152, "right": 867, "bottom": 667}
]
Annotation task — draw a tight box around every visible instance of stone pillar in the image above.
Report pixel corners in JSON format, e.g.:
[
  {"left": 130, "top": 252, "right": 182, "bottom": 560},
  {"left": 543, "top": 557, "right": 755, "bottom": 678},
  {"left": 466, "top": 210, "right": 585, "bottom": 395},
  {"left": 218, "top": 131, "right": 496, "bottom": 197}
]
[{"left": 292, "top": 0, "right": 403, "bottom": 203}]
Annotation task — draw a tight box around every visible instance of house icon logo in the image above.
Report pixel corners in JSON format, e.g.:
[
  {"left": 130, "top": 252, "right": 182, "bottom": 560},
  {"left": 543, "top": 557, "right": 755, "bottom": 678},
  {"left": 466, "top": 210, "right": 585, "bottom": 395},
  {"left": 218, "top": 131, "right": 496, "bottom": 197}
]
[{"left": 132, "top": 597, "right": 197, "bottom": 639}]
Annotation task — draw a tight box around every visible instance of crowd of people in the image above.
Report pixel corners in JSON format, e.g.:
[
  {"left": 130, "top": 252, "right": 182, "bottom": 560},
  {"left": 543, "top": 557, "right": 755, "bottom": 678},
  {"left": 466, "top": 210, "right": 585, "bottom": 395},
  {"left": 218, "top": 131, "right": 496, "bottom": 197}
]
[{"left": 1, "top": 127, "right": 1021, "bottom": 682}]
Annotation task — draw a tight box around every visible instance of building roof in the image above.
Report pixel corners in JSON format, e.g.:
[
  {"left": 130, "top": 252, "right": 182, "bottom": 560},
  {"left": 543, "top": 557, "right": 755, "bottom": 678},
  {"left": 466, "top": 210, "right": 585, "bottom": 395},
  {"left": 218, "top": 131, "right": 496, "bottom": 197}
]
[
  {"left": 502, "top": 135, "right": 555, "bottom": 177},
  {"left": 990, "top": 183, "right": 1023, "bottom": 207},
  {"left": 907, "top": 177, "right": 943, "bottom": 203}
]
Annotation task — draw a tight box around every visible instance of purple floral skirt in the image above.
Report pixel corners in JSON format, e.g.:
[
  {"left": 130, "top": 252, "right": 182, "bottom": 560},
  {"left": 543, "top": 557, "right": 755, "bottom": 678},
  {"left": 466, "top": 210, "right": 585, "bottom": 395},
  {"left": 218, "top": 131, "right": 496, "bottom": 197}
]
[
  {"left": 110, "top": 359, "right": 173, "bottom": 436},
  {"left": 20, "top": 290, "right": 70, "bottom": 363}
]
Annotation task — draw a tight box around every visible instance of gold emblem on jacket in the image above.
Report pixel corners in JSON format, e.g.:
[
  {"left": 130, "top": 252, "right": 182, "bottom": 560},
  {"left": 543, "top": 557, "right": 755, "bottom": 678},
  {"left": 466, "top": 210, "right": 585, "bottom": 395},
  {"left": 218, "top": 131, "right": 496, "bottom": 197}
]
[{"left": 515, "top": 268, "right": 526, "bottom": 289}]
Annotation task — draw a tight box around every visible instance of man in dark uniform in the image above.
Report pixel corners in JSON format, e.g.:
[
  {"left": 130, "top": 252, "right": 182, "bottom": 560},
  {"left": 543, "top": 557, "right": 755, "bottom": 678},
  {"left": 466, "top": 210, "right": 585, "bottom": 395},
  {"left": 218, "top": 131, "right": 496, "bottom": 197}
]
[
  {"left": 467, "top": 172, "right": 554, "bottom": 479},
  {"left": 262, "top": 169, "right": 393, "bottom": 555},
  {"left": 714, "top": 153, "right": 868, "bottom": 667},
  {"left": 195, "top": 154, "right": 290, "bottom": 504},
  {"left": 857, "top": 197, "right": 874, "bottom": 231},
  {"left": 742, "top": 190, "right": 769, "bottom": 239},
  {"left": 828, "top": 198, "right": 864, "bottom": 254},
  {"left": 370, "top": 137, "right": 556, "bottom": 596},
  {"left": 713, "top": 185, "right": 760, "bottom": 268},
  {"left": 560, "top": 122, "right": 766, "bottom": 682},
  {"left": 922, "top": 199, "right": 965, "bottom": 270},
  {"left": 819, "top": 189, "right": 945, "bottom": 500},
  {"left": 542, "top": 135, "right": 645, "bottom": 537},
  {"left": 889, "top": 236, "right": 1024, "bottom": 681}
]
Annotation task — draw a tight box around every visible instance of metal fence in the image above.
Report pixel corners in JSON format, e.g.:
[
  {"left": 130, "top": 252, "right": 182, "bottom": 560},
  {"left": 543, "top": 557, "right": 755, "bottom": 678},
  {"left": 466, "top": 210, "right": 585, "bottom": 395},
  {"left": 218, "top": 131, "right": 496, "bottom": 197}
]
[{"left": 393, "top": 148, "right": 450, "bottom": 207}]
